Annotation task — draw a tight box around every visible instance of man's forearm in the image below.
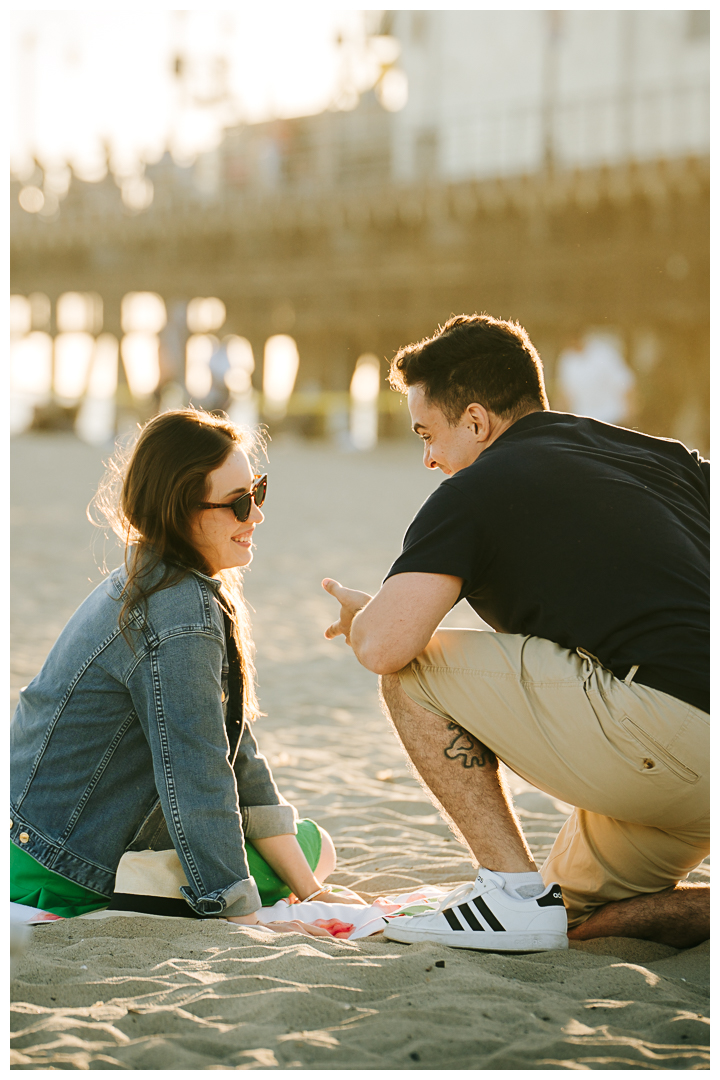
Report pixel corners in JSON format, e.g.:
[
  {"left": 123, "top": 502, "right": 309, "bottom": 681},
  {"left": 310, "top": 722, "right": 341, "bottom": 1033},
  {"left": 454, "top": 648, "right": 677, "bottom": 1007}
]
[{"left": 323, "top": 573, "right": 462, "bottom": 675}]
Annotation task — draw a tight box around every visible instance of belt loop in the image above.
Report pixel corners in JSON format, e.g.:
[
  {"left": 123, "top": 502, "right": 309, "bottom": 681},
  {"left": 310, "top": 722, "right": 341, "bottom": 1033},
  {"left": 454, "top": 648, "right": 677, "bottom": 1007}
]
[
  {"left": 575, "top": 646, "right": 594, "bottom": 681},
  {"left": 623, "top": 664, "right": 639, "bottom": 686}
]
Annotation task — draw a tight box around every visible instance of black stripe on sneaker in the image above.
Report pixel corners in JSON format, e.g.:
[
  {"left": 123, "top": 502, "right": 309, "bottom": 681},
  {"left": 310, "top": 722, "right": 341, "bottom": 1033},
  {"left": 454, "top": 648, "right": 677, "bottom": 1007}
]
[
  {"left": 471, "top": 895, "right": 506, "bottom": 932},
  {"left": 443, "top": 908, "right": 464, "bottom": 931},
  {"left": 458, "top": 903, "right": 484, "bottom": 931},
  {"left": 536, "top": 885, "right": 565, "bottom": 908}
]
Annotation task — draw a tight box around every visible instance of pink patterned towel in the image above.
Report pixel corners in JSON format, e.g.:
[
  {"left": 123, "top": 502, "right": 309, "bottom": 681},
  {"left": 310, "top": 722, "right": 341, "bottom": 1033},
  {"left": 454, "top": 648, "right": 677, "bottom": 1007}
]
[{"left": 257, "top": 885, "right": 450, "bottom": 940}]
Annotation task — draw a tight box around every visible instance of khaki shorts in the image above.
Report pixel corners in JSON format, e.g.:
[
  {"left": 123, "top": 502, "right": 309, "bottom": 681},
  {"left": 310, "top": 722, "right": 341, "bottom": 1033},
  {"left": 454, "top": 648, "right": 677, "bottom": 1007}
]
[{"left": 398, "top": 629, "right": 709, "bottom": 927}]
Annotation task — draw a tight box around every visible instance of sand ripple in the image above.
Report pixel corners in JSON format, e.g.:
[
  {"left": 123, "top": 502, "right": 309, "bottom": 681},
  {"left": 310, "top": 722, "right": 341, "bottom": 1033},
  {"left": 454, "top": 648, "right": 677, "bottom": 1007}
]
[{"left": 11, "top": 918, "right": 709, "bottom": 1070}]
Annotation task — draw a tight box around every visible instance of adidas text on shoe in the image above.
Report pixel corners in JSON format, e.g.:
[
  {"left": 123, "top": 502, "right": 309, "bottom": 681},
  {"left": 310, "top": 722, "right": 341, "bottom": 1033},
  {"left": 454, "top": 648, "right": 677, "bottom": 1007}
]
[{"left": 382, "top": 869, "right": 568, "bottom": 952}]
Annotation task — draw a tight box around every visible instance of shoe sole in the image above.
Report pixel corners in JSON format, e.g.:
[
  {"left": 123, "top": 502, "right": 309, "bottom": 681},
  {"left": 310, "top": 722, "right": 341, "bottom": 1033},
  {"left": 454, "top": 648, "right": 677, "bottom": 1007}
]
[{"left": 383, "top": 926, "right": 568, "bottom": 952}]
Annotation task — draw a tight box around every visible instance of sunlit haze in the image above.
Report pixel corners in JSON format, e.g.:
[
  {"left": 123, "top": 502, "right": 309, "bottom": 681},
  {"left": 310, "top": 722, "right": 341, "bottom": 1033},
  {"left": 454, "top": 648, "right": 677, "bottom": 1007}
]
[{"left": 10, "top": 10, "right": 378, "bottom": 180}]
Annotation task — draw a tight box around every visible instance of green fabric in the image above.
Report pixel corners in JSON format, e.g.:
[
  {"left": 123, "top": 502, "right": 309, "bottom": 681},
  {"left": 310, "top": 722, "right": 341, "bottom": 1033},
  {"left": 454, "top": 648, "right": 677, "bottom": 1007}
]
[
  {"left": 247, "top": 818, "right": 323, "bottom": 906},
  {"left": 10, "top": 818, "right": 323, "bottom": 918},
  {"left": 11, "top": 842, "right": 110, "bottom": 918}
]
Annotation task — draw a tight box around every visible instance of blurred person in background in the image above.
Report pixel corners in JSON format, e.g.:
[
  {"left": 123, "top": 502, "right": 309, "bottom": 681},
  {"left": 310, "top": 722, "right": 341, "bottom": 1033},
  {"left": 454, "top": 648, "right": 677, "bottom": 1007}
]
[
  {"left": 11, "top": 409, "right": 363, "bottom": 933},
  {"left": 204, "top": 340, "right": 233, "bottom": 414},
  {"left": 555, "top": 331, "right": 636, "bottom": 425},
  {"left": 155, "top": 302, "right": 190, "bottom": 413},
  {"left": 323, "top": 313, "right": 708, "bottom": 954}
]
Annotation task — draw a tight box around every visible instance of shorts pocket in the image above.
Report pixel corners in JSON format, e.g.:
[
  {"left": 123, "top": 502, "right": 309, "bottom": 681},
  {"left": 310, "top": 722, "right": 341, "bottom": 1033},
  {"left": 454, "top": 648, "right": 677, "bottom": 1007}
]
[{"left": 621, "top": 716, "right": 699, "bottom": 784}]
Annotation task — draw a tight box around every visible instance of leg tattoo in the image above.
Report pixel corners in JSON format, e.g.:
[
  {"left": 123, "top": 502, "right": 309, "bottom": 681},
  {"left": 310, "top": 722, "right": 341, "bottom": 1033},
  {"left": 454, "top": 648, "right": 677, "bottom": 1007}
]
[
  {"left": 378, "top": 674, "right": 537, "bottom": 871},
  {"left": 444, "top": 722, "right": 497, "bottom": 769}
]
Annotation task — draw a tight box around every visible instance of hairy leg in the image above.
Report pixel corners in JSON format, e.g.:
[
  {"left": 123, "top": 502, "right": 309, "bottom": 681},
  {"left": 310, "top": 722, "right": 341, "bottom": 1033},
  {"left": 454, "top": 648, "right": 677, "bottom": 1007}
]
[
  {"left": 568, "top": 883, "right": 709, "bottom": 949},
  {"left": 380, "top": 672, "right": 536, "bottom": 873}
]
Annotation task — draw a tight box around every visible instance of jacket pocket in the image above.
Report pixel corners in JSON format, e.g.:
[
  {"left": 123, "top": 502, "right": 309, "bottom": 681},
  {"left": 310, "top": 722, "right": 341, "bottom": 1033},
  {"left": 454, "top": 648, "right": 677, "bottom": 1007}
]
[{"left": 621, "top": 716, "right": 699, "bottom": 784}]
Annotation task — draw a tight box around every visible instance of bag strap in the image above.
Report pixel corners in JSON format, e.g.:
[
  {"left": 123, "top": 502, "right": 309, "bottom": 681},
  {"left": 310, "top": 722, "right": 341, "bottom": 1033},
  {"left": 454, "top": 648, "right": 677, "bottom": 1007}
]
[{"left": 220, "top": 606, "right": 245, "bottom": 766}]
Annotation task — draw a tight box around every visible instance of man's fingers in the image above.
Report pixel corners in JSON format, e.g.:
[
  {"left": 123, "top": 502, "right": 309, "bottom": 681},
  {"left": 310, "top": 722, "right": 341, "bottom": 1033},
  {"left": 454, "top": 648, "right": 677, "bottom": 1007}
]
[
  {"left": 322, "top": 578, "right": 363, "bottom": 605},
  {"left": 322, "top": 578, "right": 373, "bottom": 608},
  {"left": 323, "top": 578, "right": 373, "bottom": 646},
  {"left": 323, "top": 579, "right": 347, "bottom": 640}
]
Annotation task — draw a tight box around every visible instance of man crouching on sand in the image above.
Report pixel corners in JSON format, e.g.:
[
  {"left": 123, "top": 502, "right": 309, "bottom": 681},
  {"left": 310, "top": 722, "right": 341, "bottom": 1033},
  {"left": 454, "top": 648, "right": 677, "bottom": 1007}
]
[{"left": 322, "top": 313, "right": 709, "bottom": 953}]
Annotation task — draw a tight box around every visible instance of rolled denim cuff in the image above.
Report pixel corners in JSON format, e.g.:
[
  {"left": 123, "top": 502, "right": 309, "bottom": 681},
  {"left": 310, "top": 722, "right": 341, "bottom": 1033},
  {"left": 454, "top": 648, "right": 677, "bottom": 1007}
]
[
  {"left": 242, "top": 803, "right": 298, "bottom": 840},
  {"left": 180, "top": 875, "right": 261, "bottom": 918}
]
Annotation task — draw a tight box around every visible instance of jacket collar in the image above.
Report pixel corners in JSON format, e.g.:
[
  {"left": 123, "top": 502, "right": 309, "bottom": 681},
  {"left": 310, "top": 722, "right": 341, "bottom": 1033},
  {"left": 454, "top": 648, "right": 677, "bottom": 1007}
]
[
  {"left": 122, "top": 546, "right": 224, "bottom": 597},
  {"left": 188, "top": 566, "right": 224, "bottom": 595}
]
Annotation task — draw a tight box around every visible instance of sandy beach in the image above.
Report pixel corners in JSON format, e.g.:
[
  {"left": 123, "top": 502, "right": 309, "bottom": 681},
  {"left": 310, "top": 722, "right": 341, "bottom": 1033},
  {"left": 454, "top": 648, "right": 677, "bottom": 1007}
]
[{"left": 10, "top": 431, "right": 710, "bottom": 1070}]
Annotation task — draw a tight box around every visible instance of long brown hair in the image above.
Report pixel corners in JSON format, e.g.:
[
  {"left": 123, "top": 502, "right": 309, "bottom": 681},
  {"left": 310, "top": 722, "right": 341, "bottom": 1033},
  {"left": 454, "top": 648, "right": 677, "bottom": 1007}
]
[{"left": 91, "top": 408, "right": 262, "bottom": 719}]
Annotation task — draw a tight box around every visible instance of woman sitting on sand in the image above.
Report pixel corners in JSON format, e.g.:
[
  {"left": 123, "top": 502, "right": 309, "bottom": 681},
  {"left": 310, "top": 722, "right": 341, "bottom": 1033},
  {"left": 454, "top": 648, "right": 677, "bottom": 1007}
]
[{"left": 11, "top": 409, "right": 362, "bottom": 933}]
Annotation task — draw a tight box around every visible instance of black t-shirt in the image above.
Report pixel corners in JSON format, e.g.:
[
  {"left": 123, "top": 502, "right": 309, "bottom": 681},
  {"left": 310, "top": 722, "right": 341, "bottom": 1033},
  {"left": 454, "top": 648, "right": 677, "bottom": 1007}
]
[{"left": 386, "top": 412, "right": 709, "bottom": 713}]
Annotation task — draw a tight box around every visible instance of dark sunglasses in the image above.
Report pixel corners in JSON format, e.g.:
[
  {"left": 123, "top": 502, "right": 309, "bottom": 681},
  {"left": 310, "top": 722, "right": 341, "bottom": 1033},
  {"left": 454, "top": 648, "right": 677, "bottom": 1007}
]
[{"left": 198, "top": 474, "right": 268, "bottom": 522}]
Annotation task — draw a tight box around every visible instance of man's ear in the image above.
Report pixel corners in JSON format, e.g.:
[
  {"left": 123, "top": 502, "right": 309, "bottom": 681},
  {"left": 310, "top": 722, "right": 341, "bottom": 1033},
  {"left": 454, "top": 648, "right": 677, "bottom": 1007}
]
[{"left": 465, "top": 403, "right": 491, "bottom": 440}]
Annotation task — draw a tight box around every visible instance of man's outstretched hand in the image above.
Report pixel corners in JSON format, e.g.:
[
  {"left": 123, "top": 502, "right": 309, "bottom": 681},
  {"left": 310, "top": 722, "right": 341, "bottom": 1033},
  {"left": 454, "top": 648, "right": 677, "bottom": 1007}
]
[{"left": 322, "top": 578, "right": 372, "bottom": 643}]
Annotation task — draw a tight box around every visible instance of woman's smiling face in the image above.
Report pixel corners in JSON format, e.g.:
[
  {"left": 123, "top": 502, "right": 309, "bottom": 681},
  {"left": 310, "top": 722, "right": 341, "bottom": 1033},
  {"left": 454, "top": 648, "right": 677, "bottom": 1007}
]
[{"left": 189, "top": 446, "right": 264, "bottom": 575}]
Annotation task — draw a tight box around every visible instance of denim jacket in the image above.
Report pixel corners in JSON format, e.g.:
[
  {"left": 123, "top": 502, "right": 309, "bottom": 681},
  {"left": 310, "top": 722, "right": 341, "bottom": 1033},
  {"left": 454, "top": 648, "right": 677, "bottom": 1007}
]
[{"left": 10, "top": 559, "right": 296, "bottom": 917}]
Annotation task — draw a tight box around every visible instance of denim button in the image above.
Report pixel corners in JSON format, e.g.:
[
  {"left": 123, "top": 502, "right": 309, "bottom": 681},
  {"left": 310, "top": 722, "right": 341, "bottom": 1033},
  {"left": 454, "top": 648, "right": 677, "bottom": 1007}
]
[
  {"left": 19, "top": 832, "right": 29, "bottom": 843},
  {"left": 179, "top": 886, "right": 225, "bottom": 916},
  {"left": 10, "top": 820, "right": 13, "bottom": 829}
]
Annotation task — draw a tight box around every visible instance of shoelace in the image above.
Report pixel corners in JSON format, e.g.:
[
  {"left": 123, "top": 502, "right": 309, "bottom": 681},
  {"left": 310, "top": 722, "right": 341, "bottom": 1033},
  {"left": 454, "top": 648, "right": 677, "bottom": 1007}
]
[
  {"left": 437, "top": 881, "right": 477, "bottom": 912},
  {"left": 437, "top": 871, "right": 507, "bottom": 912}
]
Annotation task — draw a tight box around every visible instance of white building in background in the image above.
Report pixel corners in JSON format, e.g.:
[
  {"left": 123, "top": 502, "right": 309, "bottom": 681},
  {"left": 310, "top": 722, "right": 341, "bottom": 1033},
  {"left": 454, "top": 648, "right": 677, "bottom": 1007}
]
[
  {"left": 556, "top": 333, "right": 636, "bottom": 426},
  {"left": 387, "top": 9, "right": 709, "bottom": 182}
]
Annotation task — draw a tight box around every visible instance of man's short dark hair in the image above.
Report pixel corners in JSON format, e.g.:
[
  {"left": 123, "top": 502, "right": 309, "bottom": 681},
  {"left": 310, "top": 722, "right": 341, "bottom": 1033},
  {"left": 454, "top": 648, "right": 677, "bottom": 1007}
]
[{"left": 388, "top": 313, "right": 549, "bottom": 424}]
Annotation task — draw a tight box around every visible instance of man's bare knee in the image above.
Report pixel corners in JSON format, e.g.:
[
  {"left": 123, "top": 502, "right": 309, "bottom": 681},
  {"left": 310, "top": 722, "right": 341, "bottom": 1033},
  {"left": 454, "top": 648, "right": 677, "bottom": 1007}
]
[
  {"left": 379, "top": 672, "right": 427, "bottom": 733},
  {"left": 379, "top": 672, "right": 405, "bottom": 719}
]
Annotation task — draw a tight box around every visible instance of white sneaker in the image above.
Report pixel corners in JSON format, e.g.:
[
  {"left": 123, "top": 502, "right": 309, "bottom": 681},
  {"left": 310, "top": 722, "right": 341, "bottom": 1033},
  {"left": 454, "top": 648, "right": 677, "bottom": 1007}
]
[{"left": 382, "top": 868, "right": 568, "bottom": 952}]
